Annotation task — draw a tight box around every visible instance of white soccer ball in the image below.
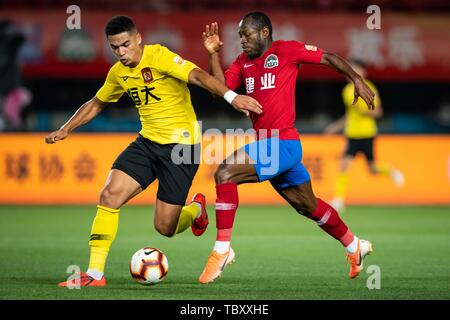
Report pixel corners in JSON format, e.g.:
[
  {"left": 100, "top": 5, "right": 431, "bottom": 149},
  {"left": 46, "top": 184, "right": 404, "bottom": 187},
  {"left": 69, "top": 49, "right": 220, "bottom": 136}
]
[{"left": 129, "top": 247, "right": 169, "bottom": 285}]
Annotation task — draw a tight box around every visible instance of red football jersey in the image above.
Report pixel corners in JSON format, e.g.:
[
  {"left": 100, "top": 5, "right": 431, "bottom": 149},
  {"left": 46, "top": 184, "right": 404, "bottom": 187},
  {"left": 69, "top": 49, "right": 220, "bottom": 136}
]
[{"left": 225, "top": 40, "right": 323, "bottom": 140}]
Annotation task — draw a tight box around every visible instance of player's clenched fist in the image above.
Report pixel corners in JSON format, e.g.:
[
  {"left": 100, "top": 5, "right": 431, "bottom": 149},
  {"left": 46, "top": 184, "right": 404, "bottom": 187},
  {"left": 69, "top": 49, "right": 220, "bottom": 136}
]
[{"left": 45, "top": 129, "right": 68, "bottom": 144}]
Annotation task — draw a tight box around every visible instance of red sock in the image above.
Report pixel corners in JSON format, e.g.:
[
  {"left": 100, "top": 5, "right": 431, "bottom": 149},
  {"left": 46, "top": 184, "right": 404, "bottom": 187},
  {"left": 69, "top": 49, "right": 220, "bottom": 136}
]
[
  {"left": 215, "top": 182, "right": 239, "bottom": 241},
  {"left": 309, "top": 198, "right": 354, "bottom": 247}
]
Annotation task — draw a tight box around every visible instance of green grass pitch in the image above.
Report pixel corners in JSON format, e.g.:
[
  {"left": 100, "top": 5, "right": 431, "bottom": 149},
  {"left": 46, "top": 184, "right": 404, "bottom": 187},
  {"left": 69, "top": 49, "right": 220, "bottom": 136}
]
[{"left": 0, "top": 205, "right": 449, "bottom": 300}]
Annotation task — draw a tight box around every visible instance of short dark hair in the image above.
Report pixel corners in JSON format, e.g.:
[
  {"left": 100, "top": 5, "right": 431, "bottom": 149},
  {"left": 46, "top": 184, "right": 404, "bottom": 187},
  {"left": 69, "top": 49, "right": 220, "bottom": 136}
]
[
  {"left": 242, "top": 11, "right": 273, "bottom": 40},
  {"left": 105, "top": 15, "right": 136, "bottom": 36}
]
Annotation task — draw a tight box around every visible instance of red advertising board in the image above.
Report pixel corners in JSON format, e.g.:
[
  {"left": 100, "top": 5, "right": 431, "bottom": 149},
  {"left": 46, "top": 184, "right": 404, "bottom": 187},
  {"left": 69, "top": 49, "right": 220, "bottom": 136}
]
[{"left": 1, "top": 10, "right": 450, "bottom": 80}]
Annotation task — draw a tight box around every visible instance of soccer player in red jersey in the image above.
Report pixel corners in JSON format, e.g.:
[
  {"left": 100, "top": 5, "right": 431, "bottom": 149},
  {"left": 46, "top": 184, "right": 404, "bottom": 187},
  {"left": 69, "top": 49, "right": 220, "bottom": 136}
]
[{"left": 199, "top": 12, "right": 376, "bottom": 284}]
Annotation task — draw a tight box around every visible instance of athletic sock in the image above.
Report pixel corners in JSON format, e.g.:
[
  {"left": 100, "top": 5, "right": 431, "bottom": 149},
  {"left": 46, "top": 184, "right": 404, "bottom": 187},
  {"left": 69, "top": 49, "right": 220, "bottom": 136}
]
[
  {"left": 375, "top": 164, "right": 391, "bottom": 176},
  {"left": 86, "top": 268, "right": 104, "bottom": 280},
  {"left": 309, "top": 198, "right": 355, "bottom": 247},
  {"left": 88, "top": 205, "right": 119, "bottom": 276},
  {"left": 214, "top": 239, "right": 231, "bottom": 254},
  {"left": 175, "top": 202, "right": 200, "bottom": 234},
  {"left": 335, "top": 172, "right": 348, "bottom": 199},
  {"left": 346, "top": 236, "right": 360, "bottom": 254},
  {"left": 214, "top": 183, "right": 238, "bottom": 254}
]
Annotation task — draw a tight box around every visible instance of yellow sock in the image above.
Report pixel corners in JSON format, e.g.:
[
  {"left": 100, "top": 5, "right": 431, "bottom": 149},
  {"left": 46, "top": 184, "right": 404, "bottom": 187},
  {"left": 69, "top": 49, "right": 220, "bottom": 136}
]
[
  {"left": 175, "top": 202, "right": 200, "bottom": 235},
  {"left": 335, "top": 172, "right": 348, "bottom": 199},
  {"left": 375, "top": 164, "right": 391, "bottom": 176},
  {"left": 88, "top": 205, "right": 119, "bottom": 274}
]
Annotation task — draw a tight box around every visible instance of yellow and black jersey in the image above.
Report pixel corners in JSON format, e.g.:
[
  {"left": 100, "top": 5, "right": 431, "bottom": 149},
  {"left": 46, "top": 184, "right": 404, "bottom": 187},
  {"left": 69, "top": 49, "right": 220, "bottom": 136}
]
[
  {"left": 96, "top": 44, "right": 200, "bottom": 145},
  {"left": 342, "top": 80, "right": 381, "bottom": 139}
]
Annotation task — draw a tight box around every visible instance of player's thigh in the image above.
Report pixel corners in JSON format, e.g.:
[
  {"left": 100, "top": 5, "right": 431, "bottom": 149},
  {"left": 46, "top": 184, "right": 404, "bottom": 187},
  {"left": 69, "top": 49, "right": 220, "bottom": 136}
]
[
  {"left": 111, "top": 134, "right": 157, "bottom": 191},
  {"left": 100, "top": 169, "right": 143, "bottom": 208},
  {"left": 154, "top": 143, "right": 200, "bottom": 206},
  {"left": 215, "top": 147, "right": 258, "bottom": 184},
  {"left": 362, "top": 137, "right": 375, "bottom": 163},
  {"left": 242, "top": 138, "right": 302, "bottom": 183},
  {"left": 344, "top": 138, "right": 359, "bottom": 159}
]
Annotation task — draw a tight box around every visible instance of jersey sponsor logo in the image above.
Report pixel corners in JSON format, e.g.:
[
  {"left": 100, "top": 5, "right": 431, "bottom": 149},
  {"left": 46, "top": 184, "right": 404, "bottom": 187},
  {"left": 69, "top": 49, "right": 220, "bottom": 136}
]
[
  {"left": 260, "top": 73, "right": 276, "bottom": 90},
  {"left": 244, "top": 63, "right": 254, "bottom": 68},
  {"left": 141, "top": 67, "right": 153, "bottom": 84},
  {"left": 305, "top": 44, "right": 317, "bottom": 51},
  {"left": 245, "top": 77, "right": 255, "bottom": 93},
  {"left": 173, "top": 56, "right": 186, "bottom": 66},
  {"left": 264, "top": 54, "right": 278, "bottom": 68}
]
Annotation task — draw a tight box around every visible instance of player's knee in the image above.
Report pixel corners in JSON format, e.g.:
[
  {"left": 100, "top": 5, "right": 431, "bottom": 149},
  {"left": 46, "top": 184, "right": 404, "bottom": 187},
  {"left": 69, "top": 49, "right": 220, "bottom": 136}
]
[
  {"left": 296, "top": 198, "right": 317, "bottom": 216},
  {"left": 368, "top": 165, "right": 378, "bottom": 175},
  {"left": 99, "top": 187, "right": 122, "bottom": 209},
  {"left": 154, "top": 221, "right": 176, "bottom": 238},
  {"left": 214, "top": 164, "right": 233, "bottom": 184}
]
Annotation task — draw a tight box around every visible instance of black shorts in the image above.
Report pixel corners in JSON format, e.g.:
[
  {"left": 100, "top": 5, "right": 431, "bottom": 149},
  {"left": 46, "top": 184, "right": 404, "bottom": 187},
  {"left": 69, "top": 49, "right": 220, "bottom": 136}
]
[
  {"left": 345, "top": 137, "right": 374, "bottom": 161},
  {"left": 112, "top": 135, "right": 200, "bottom": 205}
]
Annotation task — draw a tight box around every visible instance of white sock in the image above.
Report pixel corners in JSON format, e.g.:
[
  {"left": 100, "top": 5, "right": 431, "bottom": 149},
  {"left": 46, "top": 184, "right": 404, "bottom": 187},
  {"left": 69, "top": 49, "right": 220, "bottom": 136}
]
[
  {"left": 86, "top": 268, "right": 104, "bottom": 280},
  {"left": 214, "top": 241, "right": 230, "bottom": 254},
  {"left": 346, "top": 236, "right": 359, "bottom": 254}
]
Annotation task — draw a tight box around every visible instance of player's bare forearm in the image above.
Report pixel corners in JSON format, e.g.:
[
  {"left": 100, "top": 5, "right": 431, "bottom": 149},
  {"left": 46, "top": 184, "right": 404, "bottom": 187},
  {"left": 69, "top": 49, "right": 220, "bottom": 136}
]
[
  {"left": 45, "top": 97, "right": 106, "bottom": 144},
  {"left": 320, "top": 51, "right": 375, "bottom": 110},
  {"left": 61, "top": 97, "right": 106, "bottom": 132},
  {"left": 188, "top": 68, "right": 262, "bottom": 116},
  {"left": 324, "top": 116, "right": 346, "bottom": 134},
  {"left": 208, "top": 52, "right": 226, "bottom": 85},
  {"left": 188, "top": 68, "right": 228, "bottom": 97},
  {"left": 320, "top": 52, "right": 361, "bottom": 83},
  {"left": 203, "top": 22, "right": 225, "bottom": 84}
]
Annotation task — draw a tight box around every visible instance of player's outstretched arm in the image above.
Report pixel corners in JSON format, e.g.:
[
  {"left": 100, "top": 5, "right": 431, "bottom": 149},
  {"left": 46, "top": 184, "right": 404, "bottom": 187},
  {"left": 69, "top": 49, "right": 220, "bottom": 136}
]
[
  {"left": 324, "top": 116, "right": 346, "bottom": 135},
  {"left": 188, "top": 68, "right": 262, "bottom": 117},
  {"left": 320, "top": 51, "right": 375, "bottom": 110},
  {"left": 203, "top": 22, "right": 225, "bottom": 84},
  {"left": 45, "top": 97, "right": 108, "bottom": 144}
]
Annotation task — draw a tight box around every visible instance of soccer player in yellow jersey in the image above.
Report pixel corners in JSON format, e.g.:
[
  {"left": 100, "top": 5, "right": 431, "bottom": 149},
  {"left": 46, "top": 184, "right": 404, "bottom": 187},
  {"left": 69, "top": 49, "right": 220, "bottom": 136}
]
[
  {"left": 45, "top": 15, "right": 262, "bottom": 287},
  {"left": 325, "top": 59, "right": 405, "bottom": 212}
]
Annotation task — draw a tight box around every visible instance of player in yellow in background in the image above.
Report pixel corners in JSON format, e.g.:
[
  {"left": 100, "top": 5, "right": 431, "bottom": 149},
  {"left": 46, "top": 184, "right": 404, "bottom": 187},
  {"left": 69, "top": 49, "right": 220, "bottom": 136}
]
[
  {"left": 325, "top": 59, "right": 404, "bottom": 212},
  {"left": 46, "top": 15, "right": 262, "bottom": 287}
]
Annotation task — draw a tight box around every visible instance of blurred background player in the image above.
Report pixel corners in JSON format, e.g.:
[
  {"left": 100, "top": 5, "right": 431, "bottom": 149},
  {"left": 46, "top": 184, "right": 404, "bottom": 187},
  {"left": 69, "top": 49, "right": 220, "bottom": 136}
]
[
  {"left": 198, "top": 12, "right": 375, "bottom": 284},
  {"left": 0, "top": 19, "right": 32, "bottom": 131},
  {"left": 324, "top": 59, "right": 405, "bottom": 212},
  {"left": 47, "top": 15, "right": 262, "bottom": 287}
]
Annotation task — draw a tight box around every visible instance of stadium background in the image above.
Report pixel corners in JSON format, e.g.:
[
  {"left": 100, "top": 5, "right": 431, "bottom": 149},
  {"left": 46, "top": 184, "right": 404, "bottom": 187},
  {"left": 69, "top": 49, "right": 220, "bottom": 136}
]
[{"left": 0, "top": 0, "right": 449, "bottom": 302}]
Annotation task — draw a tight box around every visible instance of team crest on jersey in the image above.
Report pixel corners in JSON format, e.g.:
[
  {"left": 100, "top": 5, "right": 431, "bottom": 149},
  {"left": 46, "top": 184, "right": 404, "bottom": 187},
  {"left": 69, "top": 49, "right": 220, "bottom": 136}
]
[
  {"left": 264, "top": 54, "right": 279, "bottom": 68},
  {"left": 141, "top": 67, "right": 153, "bottom": 83}
]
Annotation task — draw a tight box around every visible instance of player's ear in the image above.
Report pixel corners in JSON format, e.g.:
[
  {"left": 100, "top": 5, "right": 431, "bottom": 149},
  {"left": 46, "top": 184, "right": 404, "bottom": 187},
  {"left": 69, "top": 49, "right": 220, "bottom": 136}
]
[
  {"left": 261, "top": 26, "right": 270, "bottom": 40},
  {"left": 136, "top": 32, "right": 142, "bottom": 46}
]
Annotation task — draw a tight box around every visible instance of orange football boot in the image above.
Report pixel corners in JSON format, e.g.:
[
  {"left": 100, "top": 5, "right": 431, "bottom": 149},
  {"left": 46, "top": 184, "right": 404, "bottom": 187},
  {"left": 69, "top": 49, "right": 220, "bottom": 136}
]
[
  {"left": 58, "top": 272, "right": 106, "bottom": 287},
  {"left": 199, "top": 247, "right": 235, "bottom": 284},
  {"left": 346, "top": 239, "right": 373, "bottom": 279}
]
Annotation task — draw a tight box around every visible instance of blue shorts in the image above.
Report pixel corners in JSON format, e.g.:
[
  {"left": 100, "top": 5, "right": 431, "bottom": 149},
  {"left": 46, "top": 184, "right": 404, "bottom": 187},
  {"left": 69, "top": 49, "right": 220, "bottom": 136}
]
[{"left": 243, "top": 138, "right": 311, "bottom": 190}]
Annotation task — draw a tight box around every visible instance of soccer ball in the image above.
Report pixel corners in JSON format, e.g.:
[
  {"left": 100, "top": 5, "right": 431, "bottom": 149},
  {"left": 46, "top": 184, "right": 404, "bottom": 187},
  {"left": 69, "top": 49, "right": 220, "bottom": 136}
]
[{"left": 129, "top": 247, "right": 169, "bottom": 285}]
